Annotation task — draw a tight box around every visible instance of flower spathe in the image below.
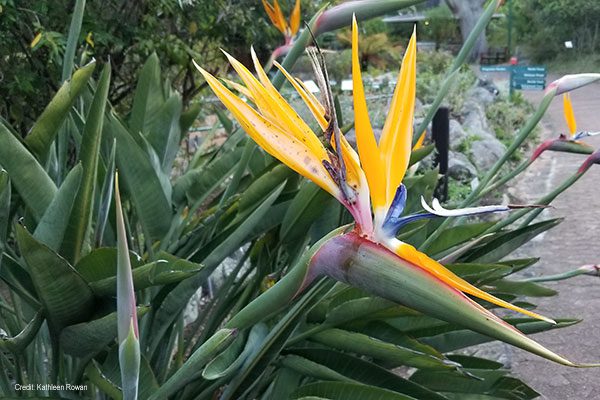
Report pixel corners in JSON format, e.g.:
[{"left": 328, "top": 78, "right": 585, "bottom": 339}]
[
  {"left": 262, "top": 0, "right": 301, "bottom": 44},
  {"left": 196, "top": 17, "right": 557, "bottom": 325}
]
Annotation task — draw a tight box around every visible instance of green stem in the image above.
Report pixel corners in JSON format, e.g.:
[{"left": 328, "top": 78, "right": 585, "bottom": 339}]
[
  {"left": 420, "top": 90, "right": 556, "bottom": 251},
  {"left": 479, "top": 158, "right": 533, "bottom": 197},
  {"left": 521, "top": 266, "right": 599, "bottom": 283},
  {"left": 485, "top": 170, "right": 583, "bottom": 234}
]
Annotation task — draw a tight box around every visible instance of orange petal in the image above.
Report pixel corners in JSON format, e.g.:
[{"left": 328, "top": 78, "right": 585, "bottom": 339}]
[
  {"left": 273, "top": 61, "right": 327, "bottom": 129},
  {"left": 352, "top": 16, "right": 384, "bottom": 210},
  {"left": 413, "top": 130, "right": 426, "bottom": 151},
  {"left": 393, "top": 241, "right": 556, "bottom": 324},
  {"left": 379, "top": 28, "right": 417, "bottom": 209},
  {"left": 563, "top": 93, "right": 577, "bottom": 136},
  {"left": 290, "top": 0, "right": 301, "bottom": 36},
  {"left": 196, "top": 63, "right": 340, "bottom": 199}
]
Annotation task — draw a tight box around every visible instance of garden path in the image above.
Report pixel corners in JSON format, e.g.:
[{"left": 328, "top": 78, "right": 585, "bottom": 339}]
[{"left": 506, "top": 78, "right": 600, "bottom": 399}]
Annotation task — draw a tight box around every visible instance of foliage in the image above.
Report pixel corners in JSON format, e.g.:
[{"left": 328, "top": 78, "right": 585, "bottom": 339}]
[
  {"left": 514, "top": 0, "right": 600, "bottom": 62},
  {"left": 422, "top": 4, "right": 461, "bottom": 47},
  {"left": 416, "top": 51, "right": 477, "bottom": 115},
  {"left": 0, "top": 0, "right": 325, "bottom": 133},
  {"left": 0, "top": 1, "right": 598, "bottom": 399}
]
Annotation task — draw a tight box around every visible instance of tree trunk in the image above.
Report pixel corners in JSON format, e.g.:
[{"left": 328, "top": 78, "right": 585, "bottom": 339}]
[{"left": 445, "top": 0, "right": 488, "bottom": 62}]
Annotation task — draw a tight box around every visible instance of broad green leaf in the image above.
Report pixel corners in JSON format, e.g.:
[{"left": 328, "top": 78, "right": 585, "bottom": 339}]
[
  {"left": 149, "top": 328, "right": 237, "bottom": 399},
  {"left": 292, "top": 382, "right": 415, "bottom": 400},
  {"left": 75, "top": 247, "right": 141, "bottom": 283},
  {"left": 60, "top": 307, "right": 150, "bottom": 357},
  {"left": 427, "top": 222, "right": 495, "bottom": 256},
  {"left": 25, "top": 61, "right": 96, "bottom": 162},
  {"left": 280, "top": 182, "right": 330, "bottom": 244},
  {"left": 465, "top": 219, "right": 561, "bottom": 263},
  {"left": 145, "top": 94, "right": 182, "bottom": 173},
  {"left": 149, "top": 182, "right": 286, "bottom": 356},
  {"left": 0, "top": 254, "right": 39, "bottom": 307},
  {"left": 420, "top": 318, "right": 579, "bottom": 352},
  {"left": 309, "top": 328, "right": 456, "bottom": 370},
  {"left": 180, "top": 103, "right": 202, "bottom": 134},
  {"left": 16, "top": 225, "right": 94, "bottom": 331},
  {"left": 0, "top": 170, "right": 9, "bottom": 251},
  {"left": 408, "top": 143, "right": 434, "bottom": 166},
  {"left": 95, "top": 348, "right": 159, "bottom": 400},
  {"left": 203, "top": 323, "right": 268, "bottom": 380},
  {"left": 33, "top": 163, "right": 83, "bottom": 251},
  {"left": 94, "top": 138, "right": 117, "bottom": 246},
  {"left": 61, "top": 64, "right": 111, "bottom": 263},
  {"left": 219, "top": 282, "right": 330, "bottom": 400},
  {"left": 288, "top": 348, "right": 448, "bottom": 400},
  {"left": 487, "top": 279, "right": 557, "bottom": 297},
  {"left": 61, "top": 0, "right": 86, "bottom": 82},
  {"left": 445, "top": 263, "right": 513, "bottom": 286},
  {"left": 172, "top": 147, "right": 243, "bottom": 206},
  {"left": 130, "top": 53, "right": 164, "bottom": 135},
  {"left": 0, "top": 122, "right": 57, "bottom": 221},
  {"left": 89, "top": 255, "right": 203, "bottom": 296},
  {"left": 0, "top": 310, "right": 44, "bottom": 353},
  {"left": 410, "top": 368, "right": 508, "bottom": 395},
  {"left": 108, "top": 113, "right": 172, "bottom": 242}
]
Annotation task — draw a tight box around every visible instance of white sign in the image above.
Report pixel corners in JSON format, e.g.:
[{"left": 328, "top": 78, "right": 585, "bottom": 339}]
[
  {"left": 302, "top": 80, "right": 320, "bottom": 93},
  {"left": 564, "top": 40, "right": 573, "bottom": 49},
  {"left": 341, "top": 79, "right": 353, "bottom": 91}
]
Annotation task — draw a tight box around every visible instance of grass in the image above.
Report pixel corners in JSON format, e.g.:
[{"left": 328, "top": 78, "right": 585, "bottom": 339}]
[{"left": 547, "top": 53, "right": 600, "bottom": 74}]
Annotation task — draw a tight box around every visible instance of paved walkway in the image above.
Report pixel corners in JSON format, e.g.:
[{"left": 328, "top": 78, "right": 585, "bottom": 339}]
[{"left": 505, "top": 78, "right": 600, "bottom": 399}]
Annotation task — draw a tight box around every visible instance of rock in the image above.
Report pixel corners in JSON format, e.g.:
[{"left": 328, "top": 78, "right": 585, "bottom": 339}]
[
  {"left": 468, "top": 86, "right": 496, "bottom": 106},
  {"left": 449, "top": 119, "right": 468, "bottom": 150},
  {"left": 461, "top": 100, "right": 494, "bottom": 139},
  {"left": 469, "top": 137, "right": 507, "bottom": 171},
  {"left": 344, "top": 127, "right": 382, "bottom": 149},
  {"left": 448, "top": 151, "right": 478, "bottom": 182},
  {"left": 414, "top": 97, "right": 424, "bottom": 116}
]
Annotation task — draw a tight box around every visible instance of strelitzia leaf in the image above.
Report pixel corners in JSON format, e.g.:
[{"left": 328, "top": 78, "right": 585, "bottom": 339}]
[
  {"left": 25, "top": 61, "right": 96, "bottom": 162},
  {"left": 0, "top": 310, "right": 44, "bottom": 353},
  {"left": 33, "top": 163, "right": 83, "bottom": 251},
  {"left": 418, "top": 318, "right": 580, "bottom": 352},
  {"left": 60, "top": 306, "right": 150, "bottom": 357},
  {"left": 293, "top": 381, "right": 415, "bottom": 400},
  {"left": 309, "top": 328, "right": 457, "bottom": 371},
  {"left": 61, "top": 63, "right": 111, "bottom": 263},
  {"left": 129, "top": 53, "right": 164, "bottom": 135},
  {"left": 288, "top": 348, "right": 448, "bottom": 400},
  {"left": 115, "top": 172, "right": 140, "bottom": 400},
  {"left": 308, "top": 231, "right": 597, "bottom": 366},
  {"left": 148, "top": 328, "right": 238, "bottom": 400},
  {"left": 464, "top": 219, "right": 561, "bottom": 263},
  {"left": 16, "top": 225, "right": 94, "bottom": 331},
  {"left": 0, "top": 170, "right": 10, "bottom": 252},
  {"left": 108, "top": 113, "right": 172, "bottom": 242},
  {"left": 0, "top": 122, "right": 57, "bottom": 221}
]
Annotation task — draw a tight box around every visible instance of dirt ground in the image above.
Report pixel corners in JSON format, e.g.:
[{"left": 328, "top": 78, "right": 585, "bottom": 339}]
[{"left": 503, "top": 77, "right": 600, "bottom": 399}]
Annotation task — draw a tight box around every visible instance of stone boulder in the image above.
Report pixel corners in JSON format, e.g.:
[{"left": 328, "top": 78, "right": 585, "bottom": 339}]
[
  {"left": 448, "top": 151, "right": 478, "bottom": 182},
  {"left": 449, "top": 119, "right": 468, "bottom": 150},
  {"left": 469, "top": 137, "right": 507, "bottom": 171},
  {"left": 461, "top": 100, "right": 494, "bottom": 140},
  {"left": 467, "top": 86, "right": 496, "bottom": 106}
]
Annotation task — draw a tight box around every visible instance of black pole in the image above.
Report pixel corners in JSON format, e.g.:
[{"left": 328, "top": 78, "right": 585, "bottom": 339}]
[{"left": 432, "top": 107, "right": 449, "bottom": 202}]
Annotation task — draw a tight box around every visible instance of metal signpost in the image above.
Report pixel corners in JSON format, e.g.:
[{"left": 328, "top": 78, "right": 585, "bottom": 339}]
[{"left": 480, "top": 64, "right": 546, "bottom": 98}]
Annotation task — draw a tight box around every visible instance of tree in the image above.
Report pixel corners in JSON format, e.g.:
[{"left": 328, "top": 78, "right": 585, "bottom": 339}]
[{"left": 445, "top": 0, "right": 488, "bottom": 61}]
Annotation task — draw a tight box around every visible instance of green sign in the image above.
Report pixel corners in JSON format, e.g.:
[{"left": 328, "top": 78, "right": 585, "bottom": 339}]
[
  {"left": 512, "top": 65, "right": 546, "bottom": 75},
  {"left": 512, "top": 83, "right": 545, "bottom": 91},
  {"left": 480, "top": 65, "right": 510, "bottom": 72},
  {"left": 511, "top": 65, "right": 546, "bottom": 91},
  {"left": 512, "top": 77, "right": 546, "bottom": 87}
]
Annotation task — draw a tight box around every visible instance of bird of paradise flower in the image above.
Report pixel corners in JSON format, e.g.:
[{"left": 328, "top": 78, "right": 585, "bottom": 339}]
[
  {"left": 262, "top": 0, "right": 301, "bottom": 45},
  {"left": 196, "top": 17, "right": 599, "bottom": 367}
]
